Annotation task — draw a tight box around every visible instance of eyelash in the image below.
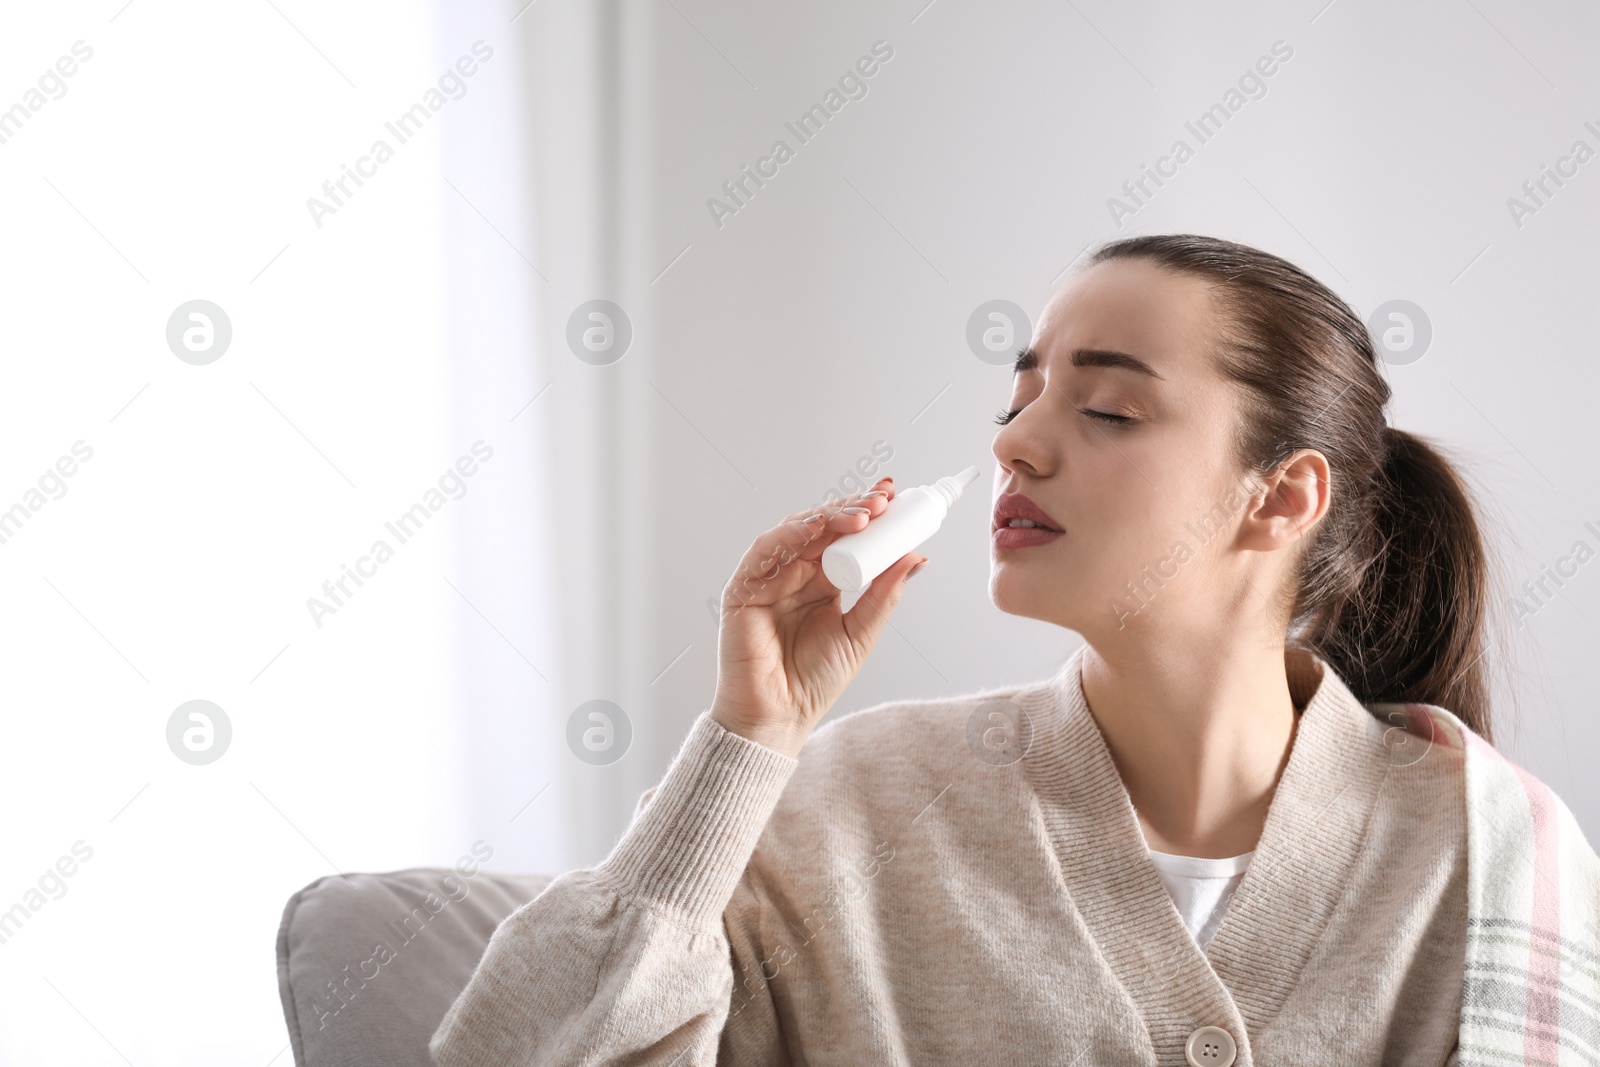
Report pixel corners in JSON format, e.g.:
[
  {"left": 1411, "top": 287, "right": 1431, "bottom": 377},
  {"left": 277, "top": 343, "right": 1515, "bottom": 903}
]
[{"left": 993, "top": 406, "right": 1134, "bottom": 427}]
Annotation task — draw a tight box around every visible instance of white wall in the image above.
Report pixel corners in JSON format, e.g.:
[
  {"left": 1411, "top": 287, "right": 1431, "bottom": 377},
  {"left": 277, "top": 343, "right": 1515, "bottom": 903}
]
[{"left": 0, "top": 1, "right": 1596, "bottom": 1063}]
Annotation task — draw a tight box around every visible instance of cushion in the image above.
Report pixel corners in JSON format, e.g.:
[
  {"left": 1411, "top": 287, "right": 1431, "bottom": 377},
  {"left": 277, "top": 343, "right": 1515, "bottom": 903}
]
[{"left": 277, "top": 868, "right": 552, "bottom": 1067}]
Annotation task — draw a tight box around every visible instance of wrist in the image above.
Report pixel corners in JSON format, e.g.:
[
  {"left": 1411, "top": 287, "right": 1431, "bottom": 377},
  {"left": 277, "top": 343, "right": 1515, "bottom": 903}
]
[
  {"left": 709, "top": 704, "right": 810, "bottom": 759},
  {"left": 595, "top": 711, "right": 800, "bottom": 928}
]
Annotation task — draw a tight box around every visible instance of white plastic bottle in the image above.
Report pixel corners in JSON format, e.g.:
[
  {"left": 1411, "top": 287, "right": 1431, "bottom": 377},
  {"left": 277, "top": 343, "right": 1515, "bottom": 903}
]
[{"left": 822, "top": 466, "right": 980, "bottom": 593}]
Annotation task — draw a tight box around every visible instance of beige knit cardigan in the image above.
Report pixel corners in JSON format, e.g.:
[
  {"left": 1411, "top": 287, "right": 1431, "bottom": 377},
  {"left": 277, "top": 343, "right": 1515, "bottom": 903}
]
[{"left": 430, "top": 646, "right": 1476, "bottom": 1065}]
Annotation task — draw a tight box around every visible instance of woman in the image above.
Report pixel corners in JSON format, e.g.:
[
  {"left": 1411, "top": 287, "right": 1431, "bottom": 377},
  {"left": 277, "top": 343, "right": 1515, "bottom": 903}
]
[{"left": 430, "top": 235, "right": 1598, "bottom": 1066}]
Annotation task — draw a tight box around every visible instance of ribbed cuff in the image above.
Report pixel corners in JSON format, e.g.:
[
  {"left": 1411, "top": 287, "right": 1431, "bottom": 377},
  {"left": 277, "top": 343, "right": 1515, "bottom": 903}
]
[{"left": 594, "top": 711, "right": 799, "bottom": 929}]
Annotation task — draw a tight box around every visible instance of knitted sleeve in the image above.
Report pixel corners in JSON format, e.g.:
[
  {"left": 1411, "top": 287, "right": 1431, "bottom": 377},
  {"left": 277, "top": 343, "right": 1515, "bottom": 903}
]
[{"left": 428, "top": 711, "right": 799, "bottom": 1067}]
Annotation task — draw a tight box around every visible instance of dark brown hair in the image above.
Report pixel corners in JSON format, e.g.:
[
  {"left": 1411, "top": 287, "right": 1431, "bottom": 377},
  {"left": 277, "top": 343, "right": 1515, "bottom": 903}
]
[{"left": 1086, "top": 234, "right": 1496, "bottom": 742}]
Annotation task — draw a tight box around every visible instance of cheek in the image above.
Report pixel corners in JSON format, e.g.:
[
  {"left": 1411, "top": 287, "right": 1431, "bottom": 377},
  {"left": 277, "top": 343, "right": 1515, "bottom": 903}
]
[
  {"left": 1069, "top": 473, "right": 1200, "bottom": 586},
  {"left": 1081, "top": 513, "right": 1165, "bottom": 593}
]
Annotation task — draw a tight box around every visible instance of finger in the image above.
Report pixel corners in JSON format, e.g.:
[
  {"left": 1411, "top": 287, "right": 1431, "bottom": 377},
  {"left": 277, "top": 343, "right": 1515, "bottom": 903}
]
[
  {"left": 840, "top": 552, "right": 926, "bottom": 648},
  {"left": 801, "top": 476, "right": 894, "bottom": 516},
  {"left": 776, "top": 476, "right": 894, "bottom": 528},
  {"left": 722, "top": 502, "right": 864, "bottom": 609},
  {"left": 817, "top": 477, "right": 895, "bottom": 527},
  {"left": 743, "top": 478, "right": 896, "bottom": 577}
]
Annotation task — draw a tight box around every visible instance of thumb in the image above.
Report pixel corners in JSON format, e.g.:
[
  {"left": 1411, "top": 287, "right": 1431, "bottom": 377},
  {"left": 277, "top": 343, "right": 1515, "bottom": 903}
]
[{"left": 840, "top": 553, "right": 928, "bottom": 648}]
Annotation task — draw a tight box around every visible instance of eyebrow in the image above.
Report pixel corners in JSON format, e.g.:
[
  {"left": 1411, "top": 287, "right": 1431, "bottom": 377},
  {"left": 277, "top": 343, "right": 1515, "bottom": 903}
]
[{"left": 1013, "top": 346, "right": 1167, "bottom": 381}]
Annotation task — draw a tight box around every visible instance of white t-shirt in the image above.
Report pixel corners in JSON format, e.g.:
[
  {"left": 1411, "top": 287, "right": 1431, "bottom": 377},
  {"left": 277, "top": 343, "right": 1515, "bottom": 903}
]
[{"left": 1145, "top": 847, "right": 1254, "bottom": 951}]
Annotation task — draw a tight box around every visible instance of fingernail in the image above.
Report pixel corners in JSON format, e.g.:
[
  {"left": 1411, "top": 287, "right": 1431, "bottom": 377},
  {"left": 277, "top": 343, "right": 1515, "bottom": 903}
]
[
  {"left": 907, "top": 558, "right": 929, "bottom": 579},
  {"left": 864, "top": 490, "right": 888, "bottom": 499},
  {"left": 842, "top": 506, "right": 869, "bottom": 515},
  {"left": 802, "top": 513, "right": 824, "bottom": 524}
]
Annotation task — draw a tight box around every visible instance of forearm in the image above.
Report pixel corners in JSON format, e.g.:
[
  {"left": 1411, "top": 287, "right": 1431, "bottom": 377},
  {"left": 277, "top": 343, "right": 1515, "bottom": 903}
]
[{"left": 429, "top": 712, "right": 798, "bottom": 1067}]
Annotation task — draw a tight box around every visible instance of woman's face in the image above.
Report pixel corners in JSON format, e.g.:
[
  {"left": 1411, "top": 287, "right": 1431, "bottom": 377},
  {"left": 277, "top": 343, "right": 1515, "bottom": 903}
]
[{"left": 989, "top": 257, "right": 1270, "bottom": 644}]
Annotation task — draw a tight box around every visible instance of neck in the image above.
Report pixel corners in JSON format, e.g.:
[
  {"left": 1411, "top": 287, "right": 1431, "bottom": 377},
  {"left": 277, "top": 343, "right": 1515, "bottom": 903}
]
[{"left": 1076, "top": 639, "right": 1303, "bottom": 859}]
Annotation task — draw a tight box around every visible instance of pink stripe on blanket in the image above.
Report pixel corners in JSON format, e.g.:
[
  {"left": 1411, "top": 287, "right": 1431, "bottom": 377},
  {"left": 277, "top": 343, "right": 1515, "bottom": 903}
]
[
  {"left": 1403, "top": 703, "right": 1458, "bottom": 748},
  {"left": 1462, "top": 729, "right": 1563, "bottom": 1062}
]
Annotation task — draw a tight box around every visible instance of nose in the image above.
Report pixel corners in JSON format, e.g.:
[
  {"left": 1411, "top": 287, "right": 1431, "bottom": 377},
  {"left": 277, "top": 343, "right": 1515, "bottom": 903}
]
[{"left": 991, "top": 405, "right": 1052, "bottom": 483}]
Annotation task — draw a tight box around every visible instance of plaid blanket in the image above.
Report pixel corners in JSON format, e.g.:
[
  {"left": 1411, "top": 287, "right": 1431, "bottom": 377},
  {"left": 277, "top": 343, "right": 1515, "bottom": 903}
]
[{"left": 1373, "top": 700, "right": 1600, "bottom": 1065}]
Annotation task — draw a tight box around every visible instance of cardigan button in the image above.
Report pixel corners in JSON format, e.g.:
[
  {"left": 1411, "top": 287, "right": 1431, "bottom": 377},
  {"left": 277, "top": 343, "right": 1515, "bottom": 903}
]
[{"left": 1184, "top": 1025, "right": 1237, "bottom": 1067}]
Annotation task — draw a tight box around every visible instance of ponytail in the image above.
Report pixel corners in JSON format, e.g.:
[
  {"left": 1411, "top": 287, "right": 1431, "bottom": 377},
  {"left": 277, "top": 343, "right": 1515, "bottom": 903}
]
[{"left": 1298, "top": 427, "right": 1494, "bottom": 743}]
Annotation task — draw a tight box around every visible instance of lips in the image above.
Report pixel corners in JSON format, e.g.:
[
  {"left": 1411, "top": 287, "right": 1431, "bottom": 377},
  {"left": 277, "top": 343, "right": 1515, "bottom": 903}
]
[
  {"left": 993, "top": 492, "right": 1064, "bottom": 550},
  {"left": 993, "top": 493, "right": 1063, "bottom": 533}
]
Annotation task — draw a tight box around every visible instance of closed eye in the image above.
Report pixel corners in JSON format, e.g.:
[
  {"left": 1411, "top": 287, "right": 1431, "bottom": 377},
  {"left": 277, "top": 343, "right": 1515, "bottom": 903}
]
[{"left": 995, "top": 406, "right": 1136, "bottom": 427}]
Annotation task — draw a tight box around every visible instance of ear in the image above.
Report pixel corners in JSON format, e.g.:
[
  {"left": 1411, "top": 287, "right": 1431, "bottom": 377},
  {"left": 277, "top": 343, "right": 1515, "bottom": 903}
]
[{"left": 1238, "top": 448, "right": 1330, "bottom": 551}]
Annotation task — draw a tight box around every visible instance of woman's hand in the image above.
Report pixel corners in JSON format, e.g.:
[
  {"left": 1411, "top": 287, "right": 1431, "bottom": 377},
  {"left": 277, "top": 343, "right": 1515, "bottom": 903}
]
[{"left": 709, "top": 476, "right": 928, "bottom": 758}]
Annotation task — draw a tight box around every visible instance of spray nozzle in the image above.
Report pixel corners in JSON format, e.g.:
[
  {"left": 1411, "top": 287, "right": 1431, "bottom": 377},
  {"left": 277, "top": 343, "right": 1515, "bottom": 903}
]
[{"left": 931, "top": 465, "right": 980, "bottom": 508}]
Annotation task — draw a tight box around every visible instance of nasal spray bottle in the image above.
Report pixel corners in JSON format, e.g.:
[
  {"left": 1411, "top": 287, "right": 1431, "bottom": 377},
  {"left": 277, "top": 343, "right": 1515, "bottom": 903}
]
[{"left": 822, "top": 466, "right": 980, "bottom": 594}]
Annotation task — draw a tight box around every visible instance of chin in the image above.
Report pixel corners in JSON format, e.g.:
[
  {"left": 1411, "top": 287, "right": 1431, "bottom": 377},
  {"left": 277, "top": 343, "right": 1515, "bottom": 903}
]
[{"left": 989, "top": 564, "right": 1045, "bottom": 618}]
